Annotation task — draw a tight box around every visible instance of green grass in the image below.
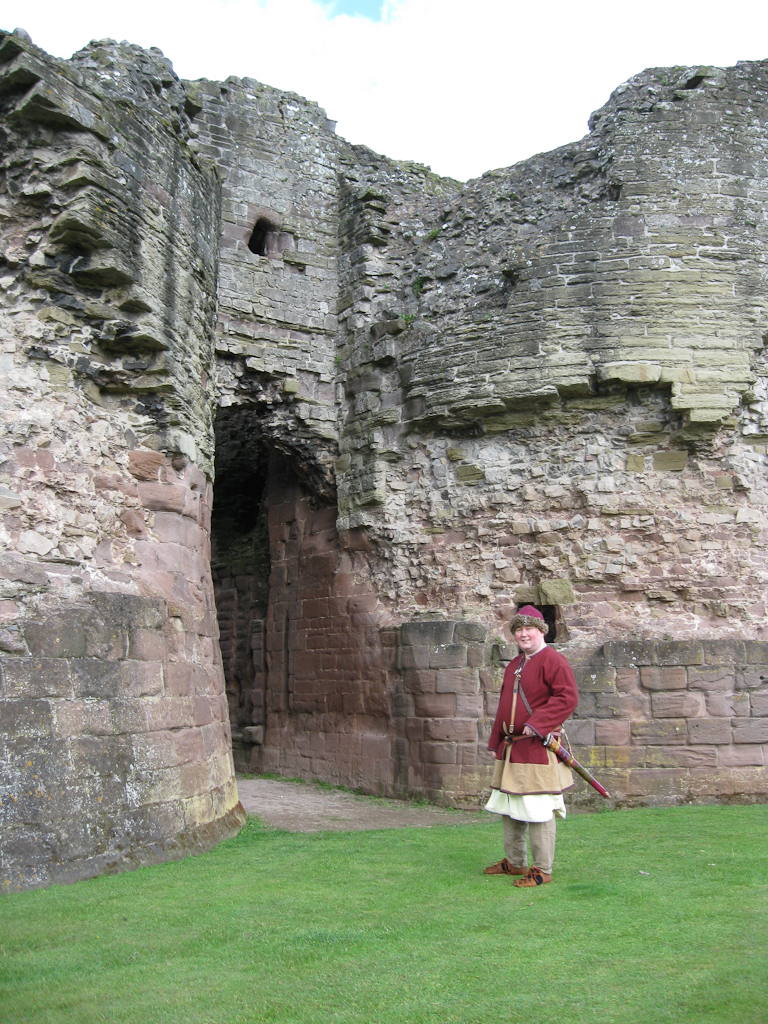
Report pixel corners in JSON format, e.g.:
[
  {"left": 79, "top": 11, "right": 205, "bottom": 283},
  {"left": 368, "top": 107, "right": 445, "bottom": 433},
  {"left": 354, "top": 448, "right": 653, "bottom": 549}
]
[{"left": 1, "top": 805, "right": 766, "bottom": 1023}]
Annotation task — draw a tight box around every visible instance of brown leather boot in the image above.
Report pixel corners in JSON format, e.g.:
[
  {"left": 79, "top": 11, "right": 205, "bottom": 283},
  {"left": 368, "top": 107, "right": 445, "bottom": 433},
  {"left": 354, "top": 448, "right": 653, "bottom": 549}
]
[
  {"left": 512, "top": 866, "right": 552, "bottom": 887},
  {"left": 484, "top": 858, "right": 528, "bottom": 875}
]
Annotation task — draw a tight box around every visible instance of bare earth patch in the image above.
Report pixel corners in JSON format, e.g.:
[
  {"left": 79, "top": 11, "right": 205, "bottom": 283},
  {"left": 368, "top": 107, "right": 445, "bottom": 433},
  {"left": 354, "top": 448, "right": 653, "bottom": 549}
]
[{"left": 236, "top": 777, "right": 488, "bottom": 833}]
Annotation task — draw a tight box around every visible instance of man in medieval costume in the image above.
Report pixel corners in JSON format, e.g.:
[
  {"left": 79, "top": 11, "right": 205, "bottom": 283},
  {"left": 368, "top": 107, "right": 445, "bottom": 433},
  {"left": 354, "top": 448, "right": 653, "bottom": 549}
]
[{"left": 484, "top": 605, "right": 579, "bottom": 887}]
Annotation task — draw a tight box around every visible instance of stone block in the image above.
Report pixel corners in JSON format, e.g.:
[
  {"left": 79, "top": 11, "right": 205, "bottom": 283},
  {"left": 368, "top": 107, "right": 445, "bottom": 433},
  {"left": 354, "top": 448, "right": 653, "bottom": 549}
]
[
  {"left": 645, "top": 746, "right": 717, "bottom": 768},
  {"left": 625, "top": 769, "right": 683, "bottom": 799},
  {"left": 577, "top": 667, "right": 617, "bottom": 693},
  {"left": 745, "top": 641, "right": 768, "bottom": 665},
  {"left": 539, "top": 578, "right": 575, "bottom": 605},
  {"left": 242, "top": 726, "right": 264, "bottom": 745},
  {"left": 603, "top": 641, "right": 656, "bottom": 667},
  {"left": 615, "top": 668, "right": 640, "bottom": 692},
  {"left": 653, "top": 450, "right": 687, "bottom": 471},
  {"left": 717, "top": 744, "right": 764, "bottom": 767},
  {"left": 706, "top": 693, "right": 750, "bottom": 718},
  {"left": 655, "top": 642, "right": 704, "bottom": 667},
  {"left": 137, "top": 482, "right": 187, "bottom": 513},
  {"left": 732, "top": 719, "right": 768, "bottom": 744},
  {"left": 24, "top": 613, "right": 87, "bottom": 660},
  {"left": 701, "top": 640, "right": 746, "bottom": 667},
  {"left": 686, "top": 667, "right": 735, "bottom": 692},
  {"left": 414, "top": 693, "right": 455, "bottom": 717},
  {"left": 640, "top": 666, "right": 687, "bottom": 691},
  {"left": 751, "top": 692, "right": 768, "bottom": 717},
  {"left": 687, "top": 718, "right": 733, "bottom": 744},
  {"left": 400, "top": 646, "right": 431, "bottom": 670},
  {"left": 0, "top": 698, "right": 54, "bottom": 739},
  {"left": 453, "top": 621, "right": 487, "bottom": 643},
  {"left": 435, "top": 668, "right": 480, "bottom": 694},
  {"left": 400, "top": 620, "right": 455, "bottom": 647},
  {"left": 423, "top": 719, "right": 477, "bottom": 743},
  {"left": 650, "top": 692, "right": 706, "bottom": 718},
  {"left": 737, "top": 668, "right": 768, "bottom": 690},
  {"left": 594, "top": 720, "right": 630, "bottom": 745},
  {"left": 429, "top": 644, "right": 468, "bottom": 669},
  {"left": 128, "top": 450, "right": 165, "bottom": 480},
  {"left": 403, "top": 669, "right": 437, "bottom": 694},
  {"left": 466, "top": 644, "right": 488, "bottom": 668},
  {"left": 631, "top": 719, "right": 687, "bottom": 745},
  {"left": 0, "top": 657, "right": 73, "bottom": 698},
  {"left": 420, "top": 741, "right": 457, "bottom": 764},
  {"left": 562, "top": 718, "right": 594, "bottom": 745},
  {"left": 605, "top": 745, "right": 646, "bottom": 768},
  {"left": 455, "top": 694, "right": 484, "bottom": 718}
]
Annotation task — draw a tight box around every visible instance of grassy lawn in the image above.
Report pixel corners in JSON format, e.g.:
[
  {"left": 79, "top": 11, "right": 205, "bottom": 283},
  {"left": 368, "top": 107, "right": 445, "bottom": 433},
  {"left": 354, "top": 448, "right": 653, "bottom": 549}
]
[{"left": 1, "top": 804, "right": 766, "bottom": 1024}]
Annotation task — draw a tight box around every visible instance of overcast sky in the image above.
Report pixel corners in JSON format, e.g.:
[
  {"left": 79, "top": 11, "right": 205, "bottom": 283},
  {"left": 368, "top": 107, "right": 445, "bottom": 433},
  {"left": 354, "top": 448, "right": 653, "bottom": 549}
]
[{"left": 3, "top": 0, "right": 768, "bottom": 181}]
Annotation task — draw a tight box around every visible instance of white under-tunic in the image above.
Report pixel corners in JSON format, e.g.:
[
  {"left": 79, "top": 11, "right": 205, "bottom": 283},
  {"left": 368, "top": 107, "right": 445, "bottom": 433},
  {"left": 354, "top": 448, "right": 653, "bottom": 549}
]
[{"left": 485, "top": 789, "right": 566, "bottom": 822}]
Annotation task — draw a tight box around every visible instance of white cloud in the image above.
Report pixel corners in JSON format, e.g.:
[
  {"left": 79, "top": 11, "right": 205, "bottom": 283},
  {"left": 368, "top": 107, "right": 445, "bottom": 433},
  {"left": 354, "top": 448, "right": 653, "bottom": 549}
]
[{"left": 4, "top": 0, "right": 768, "bottom": 181}]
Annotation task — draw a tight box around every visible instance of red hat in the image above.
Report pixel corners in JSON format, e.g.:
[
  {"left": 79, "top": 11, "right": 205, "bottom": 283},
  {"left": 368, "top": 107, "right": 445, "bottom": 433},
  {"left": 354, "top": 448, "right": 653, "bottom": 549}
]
[{"left": 510, "top": 605, "right": 549, "bottom": 636}]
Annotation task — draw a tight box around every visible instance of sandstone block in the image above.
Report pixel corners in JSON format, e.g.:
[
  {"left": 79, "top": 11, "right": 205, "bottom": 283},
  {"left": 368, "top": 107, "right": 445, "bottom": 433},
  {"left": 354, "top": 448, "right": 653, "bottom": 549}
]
[
  {"left": 400, "top": 620, "right": 455, "bottom": 647},
  {"left": 631, "top": 719, "right": 687, "bottom": 745},
  {"left": 562, "top": 718, "right": 594, "bottom": 745},
  {"left": 687, "top": 718, "right": 733, "bottom": 744},
  {"left": 435, "top": 668, "right": 480, "bottom": 694},
  {"left": 751, "top": 692, "right": 768, "bottom": 717},
  {"left": 539, "top": 578, "right": 575, "bottom": 605},
  {"left": 430, "top": 644, "right": 468, "bottom": 670},
  {"left": 687, "top": 667, "right": 735, "bottom": 692},
  {"left": 701, "top": 640, "right": 746, "bottom": 666},
  {"left": 453, "top": 621, "right": 487, "bottom": 643},
  {"left": 423, "top": 719, "right": 477, "bottom": 743},
  {"left": 737, "top": 667, "right": 768, "bottom": 690},
  {"left": 455, "top": 694, "right": 484, "bottom": 718},
  {"left": 655, "top": 642, "right": 705, "bottom": 667},
  {"left": 731, "top": 719, "right": 768, "bottom": 744},
  {"left": 640, "top": 666, "right": 687, "bottom": 691},
  {"left": 400, "top": 646, "right": 431, "bottom": 670},
  {"left": 645, "top": 746, "right": 717, "bottom": 768},
  {"left": 420, "top": 741, "right": 457, "bottom": 764},
  {"left": 594, "top": 720, "right": 630, "bottom": 745},
  {"left": 414, "top": 693, "right": 455, "bottom": 717},
  {"left": 717, "top": 744, "right": 764, "bottom": 767},
  {"left": 653, "top": 451, "right": 687, "bottom": 471},
  {"left": 403, "top": 669, "right": 437, "bottom": 694},
  {"left": 603, "top": 641, "right": 656, "bottom": 667},
  {"left": 706, "top": 693, "right": 750, "bottom": 718},
  {"left": 650, "top": 692, "right": 705, "bottom": 718},
  {"left": 605, "top": 745, "right": 646, "bottom": 768}
]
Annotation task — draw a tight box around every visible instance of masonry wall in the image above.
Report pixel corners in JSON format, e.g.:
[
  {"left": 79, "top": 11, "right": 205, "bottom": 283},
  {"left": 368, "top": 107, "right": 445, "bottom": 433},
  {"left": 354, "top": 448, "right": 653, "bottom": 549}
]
[
  {"left": 0, "top": 32, "right": 242, "bottom": 892},
  {"left": 4, "top": 28, "right": 768, "bottom": 892},
  {"left": 396, "top": 622, "right": 768, "bottom": 807}
]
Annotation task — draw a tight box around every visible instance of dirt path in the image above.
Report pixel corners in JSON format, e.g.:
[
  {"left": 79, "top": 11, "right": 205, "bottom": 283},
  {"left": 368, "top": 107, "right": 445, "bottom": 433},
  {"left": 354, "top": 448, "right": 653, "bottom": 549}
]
[{"left": 236, "top": 777, "right": 488, "bottom": 833}]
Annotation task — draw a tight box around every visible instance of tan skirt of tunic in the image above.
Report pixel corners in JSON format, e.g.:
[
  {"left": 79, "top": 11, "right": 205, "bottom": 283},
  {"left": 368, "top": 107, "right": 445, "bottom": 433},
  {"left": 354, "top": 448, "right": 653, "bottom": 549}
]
[{"left": 490, "top": 747, "right": 574, "bottom": 796}]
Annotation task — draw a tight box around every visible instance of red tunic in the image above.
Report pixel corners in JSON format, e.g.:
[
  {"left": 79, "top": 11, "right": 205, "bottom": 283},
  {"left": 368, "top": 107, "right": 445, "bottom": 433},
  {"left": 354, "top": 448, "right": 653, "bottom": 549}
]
[{"left": 489, "top": 646, "right": 579, "bottom": 767}]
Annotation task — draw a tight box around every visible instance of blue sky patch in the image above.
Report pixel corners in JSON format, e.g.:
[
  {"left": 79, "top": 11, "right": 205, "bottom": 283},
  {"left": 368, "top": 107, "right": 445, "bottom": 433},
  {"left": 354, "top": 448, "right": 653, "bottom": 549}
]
[{"left": 323, "top": 0, "right": 385, "bottom": 21}]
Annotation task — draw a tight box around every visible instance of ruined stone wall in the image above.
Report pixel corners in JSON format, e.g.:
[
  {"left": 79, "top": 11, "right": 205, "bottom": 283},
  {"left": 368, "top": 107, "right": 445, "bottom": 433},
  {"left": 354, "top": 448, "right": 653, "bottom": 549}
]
[
  {"left": 3, "top": 29, "right": 768, "bottom": 890},
  {"left": 0, "top": 31, "right": 242, "bottom": 891}
]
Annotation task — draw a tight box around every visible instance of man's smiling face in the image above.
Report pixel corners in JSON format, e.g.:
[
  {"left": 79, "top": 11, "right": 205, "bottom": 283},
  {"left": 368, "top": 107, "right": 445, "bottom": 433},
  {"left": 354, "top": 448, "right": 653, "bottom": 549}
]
[{"left": 514, "top": 624, "right": 546, "bottom": 655}]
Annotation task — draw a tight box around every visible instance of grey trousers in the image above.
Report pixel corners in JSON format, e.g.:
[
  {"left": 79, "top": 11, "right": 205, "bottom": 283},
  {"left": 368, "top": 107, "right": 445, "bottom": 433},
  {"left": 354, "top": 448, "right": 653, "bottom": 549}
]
[{"left": 502, "top": 814, "right": 556, "bottom": 874}]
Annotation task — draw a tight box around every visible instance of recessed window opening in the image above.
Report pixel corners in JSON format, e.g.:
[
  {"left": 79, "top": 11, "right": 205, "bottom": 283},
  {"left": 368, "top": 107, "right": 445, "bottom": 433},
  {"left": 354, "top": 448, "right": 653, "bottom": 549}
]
[
  {"left": 248, "top": 218, "right": 279, "bottom": 256},
  {"left": 516, "top": 603, "right": 558, "bottom": 643}
]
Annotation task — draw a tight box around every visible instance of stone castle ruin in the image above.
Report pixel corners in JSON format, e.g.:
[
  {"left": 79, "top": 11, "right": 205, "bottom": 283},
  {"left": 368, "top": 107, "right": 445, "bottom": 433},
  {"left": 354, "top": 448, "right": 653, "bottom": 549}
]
[{"left": 1, "top": 26, "right": 767, "bottom": 891}]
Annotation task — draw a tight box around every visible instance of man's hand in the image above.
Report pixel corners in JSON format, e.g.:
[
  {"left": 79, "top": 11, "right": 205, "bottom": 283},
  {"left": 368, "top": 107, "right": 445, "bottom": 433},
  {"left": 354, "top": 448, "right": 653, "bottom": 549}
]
[{"left": 522, "top": 724, "right": 536, "bottom": 737}]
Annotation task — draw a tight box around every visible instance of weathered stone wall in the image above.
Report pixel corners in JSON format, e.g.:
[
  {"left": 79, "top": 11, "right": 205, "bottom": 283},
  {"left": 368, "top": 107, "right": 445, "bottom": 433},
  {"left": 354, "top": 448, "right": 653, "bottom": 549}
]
[
  {"left": 0, "top": 31, "right": 242, "bottom": 892},
  {"left": 4, "top": 28, "right": 768, "bottom": 890},
  {"left": 396, "top": 621, "right": 767, "bottom": 807}
]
